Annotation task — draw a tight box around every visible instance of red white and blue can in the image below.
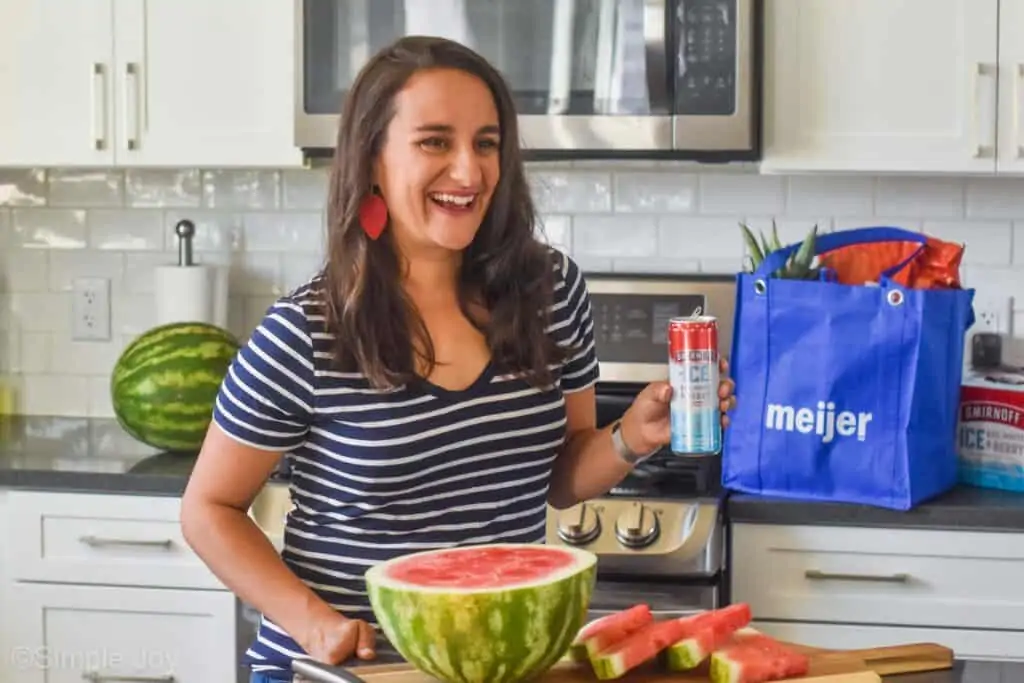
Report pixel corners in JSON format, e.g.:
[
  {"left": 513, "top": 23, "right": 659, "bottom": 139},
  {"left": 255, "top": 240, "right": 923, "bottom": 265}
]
[{"left": 668, "top": 316, "right": 722, "bottom": 456}]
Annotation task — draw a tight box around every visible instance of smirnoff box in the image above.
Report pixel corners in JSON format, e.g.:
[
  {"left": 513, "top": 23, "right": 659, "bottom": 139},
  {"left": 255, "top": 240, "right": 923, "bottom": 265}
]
[{"left": 958, "top": 367, "right": 1024, "bottom": 492}]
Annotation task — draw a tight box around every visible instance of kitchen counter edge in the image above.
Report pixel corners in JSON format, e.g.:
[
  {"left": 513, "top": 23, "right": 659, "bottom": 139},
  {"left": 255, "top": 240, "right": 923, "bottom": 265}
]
[{"left": 726, "top": 484, "right": 1024, "bottom": 533}]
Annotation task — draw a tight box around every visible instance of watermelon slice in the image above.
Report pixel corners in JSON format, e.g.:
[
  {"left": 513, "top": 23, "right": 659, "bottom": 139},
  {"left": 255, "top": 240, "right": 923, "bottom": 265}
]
[
  {"left": 588, "top": 618, "right": 695, "bottom": 680},
  {"left": 364, "top": 543, "right": 597, "bottom": 683},
  {"left": 710, "top": 628, "right": 811, "bottom": 683},
  {"left": 663, "top": 603, "right": 753, "bottom": 670},
  {"left": 567, "top": 604, "right": 654, "bottom": 661}
]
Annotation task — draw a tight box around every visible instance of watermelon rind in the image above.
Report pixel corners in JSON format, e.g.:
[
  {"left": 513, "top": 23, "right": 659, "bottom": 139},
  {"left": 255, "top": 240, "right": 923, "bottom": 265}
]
[
  {"left": 110, "top": 321, "right": 240, "bottom": 452},
  {"left": 365, "top": 543, "right": 597, "bottom": 683}
]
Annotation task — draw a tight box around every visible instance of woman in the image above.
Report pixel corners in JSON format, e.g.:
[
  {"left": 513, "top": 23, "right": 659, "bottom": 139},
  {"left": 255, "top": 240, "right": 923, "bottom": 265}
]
[{"left": 180, "top": 35, "right": 735, "bottom": 682}]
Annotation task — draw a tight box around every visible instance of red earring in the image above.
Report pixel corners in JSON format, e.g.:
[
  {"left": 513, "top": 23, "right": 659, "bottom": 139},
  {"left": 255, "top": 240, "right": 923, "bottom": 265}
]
[{"left": 358, "top": 191, "right": 388, "bottom": 240}]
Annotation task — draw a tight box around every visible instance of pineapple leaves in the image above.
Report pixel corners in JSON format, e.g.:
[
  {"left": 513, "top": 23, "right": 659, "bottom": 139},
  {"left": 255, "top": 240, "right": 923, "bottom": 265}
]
[{"left": 739, "top": 221, "right": 821, "bottom": 280}]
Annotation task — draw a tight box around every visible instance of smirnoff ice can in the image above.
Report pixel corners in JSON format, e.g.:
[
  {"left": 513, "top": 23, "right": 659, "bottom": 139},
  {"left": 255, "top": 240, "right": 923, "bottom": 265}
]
[{"left": 668, "top": 315, "right": 722, "bottom": 456}]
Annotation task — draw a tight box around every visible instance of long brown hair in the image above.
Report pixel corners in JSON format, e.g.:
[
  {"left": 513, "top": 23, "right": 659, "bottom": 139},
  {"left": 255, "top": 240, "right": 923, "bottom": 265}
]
[{"left": 321, "top": 35, "right": 566, "bottom": 390}]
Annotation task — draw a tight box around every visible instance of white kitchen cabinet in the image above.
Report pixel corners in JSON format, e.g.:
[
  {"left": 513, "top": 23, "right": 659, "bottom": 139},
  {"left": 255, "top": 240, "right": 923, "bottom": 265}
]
[
  {"left": 760, "top": 0, "right": 1021, "bottom": 175},
  {"left": 1, "top": 490, "right": 247, "bottom": 683},
  {"left": 731, "top": 522, "right": 1024, "bottom": 662},
  {"left": 997, "top": 0, "right": 1024, "bottom": 174},
  {"left": 0, "top": 1, "right": 117, "bottom": 167},
  {"left": 8, "top": 583, "right": 238, "bottom": 683},
  {"left": 0, "top": 0, "right": 302, "bottom": 168}
]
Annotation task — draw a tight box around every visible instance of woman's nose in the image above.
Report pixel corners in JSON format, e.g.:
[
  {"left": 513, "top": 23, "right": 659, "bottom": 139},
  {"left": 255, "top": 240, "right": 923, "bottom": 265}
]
[{"left": 448, "top": 146, "right": 483, "bottom": 185}]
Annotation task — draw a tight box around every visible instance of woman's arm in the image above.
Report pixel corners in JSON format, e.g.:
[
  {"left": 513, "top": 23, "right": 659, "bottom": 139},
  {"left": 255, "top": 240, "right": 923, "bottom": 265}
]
[
  {"left": 180, "top": 424, "right": 342, "bottom": 651},
  {"left": 547, "top": 385, "right": 659, "bottom": 509}
]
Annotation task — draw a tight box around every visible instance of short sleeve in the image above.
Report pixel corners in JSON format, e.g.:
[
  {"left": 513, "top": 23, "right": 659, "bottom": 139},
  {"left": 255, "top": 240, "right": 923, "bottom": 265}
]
[
  {"left": 212, "top": 297, "right": 317, "bottom": 452},
  {"left": 550, "top": 249, "right": 600, "bottom": 393}
]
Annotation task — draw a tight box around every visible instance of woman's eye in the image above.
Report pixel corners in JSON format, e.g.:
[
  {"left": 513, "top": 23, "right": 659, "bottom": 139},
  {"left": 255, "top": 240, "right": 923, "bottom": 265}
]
[
  {"left": 477, "top": 138, "right": 500, "bottom": 151},
  {"left": 419, "top": 137, "right": 447, "bottom": 150}
]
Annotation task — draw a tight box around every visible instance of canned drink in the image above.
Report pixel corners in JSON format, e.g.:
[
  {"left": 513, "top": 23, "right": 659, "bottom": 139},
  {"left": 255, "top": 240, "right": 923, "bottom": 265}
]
[{"left": 668, "top": 316, "right": 722, "bottom": 455}]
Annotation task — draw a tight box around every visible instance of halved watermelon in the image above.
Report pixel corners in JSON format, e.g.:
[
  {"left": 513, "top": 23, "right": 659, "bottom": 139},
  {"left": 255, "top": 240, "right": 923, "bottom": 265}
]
[
  {"left": 663, "top": 603, "right": 753, "bottom": 670},
  {"left": 567, "top": 604, "right": 654, "bottom": 661},
  {"left": 364, "top": 543, "right": 597, "bottom": 683},
  {"left": 710, "top": 628, "right": 811, "bottom": 683}
]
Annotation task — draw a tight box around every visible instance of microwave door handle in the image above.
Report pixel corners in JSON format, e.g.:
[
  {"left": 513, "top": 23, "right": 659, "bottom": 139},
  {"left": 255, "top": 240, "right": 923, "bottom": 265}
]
[
  {"left": 547, "top": 0, "right": 575, "bottom": 114},
  {"left": 593, "top": 0, "right": 616, "bottom": 114},
  {"left": 643, "top": 0, "right": 669, "bottom": 113}
]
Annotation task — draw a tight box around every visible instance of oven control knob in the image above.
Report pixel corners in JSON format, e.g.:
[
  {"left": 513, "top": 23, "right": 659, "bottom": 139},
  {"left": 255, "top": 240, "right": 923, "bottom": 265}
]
[
  {"left": 556, "top": 503, "right": 601, "bottom": 545},
  {"left": 614, "top": 502, "right": 659, "bottom": 548}
]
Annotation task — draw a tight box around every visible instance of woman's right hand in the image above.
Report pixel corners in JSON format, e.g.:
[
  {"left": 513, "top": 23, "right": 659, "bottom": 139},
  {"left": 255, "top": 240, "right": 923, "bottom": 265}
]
[{"left": 302, "top": 611, "right": 377, "bottom": 664}]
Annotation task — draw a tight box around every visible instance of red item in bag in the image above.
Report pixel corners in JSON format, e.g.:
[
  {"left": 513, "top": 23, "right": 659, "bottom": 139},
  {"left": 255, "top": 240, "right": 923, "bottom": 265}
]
[{"left": 819, "top": 236, "right": 964, "bottom": 289}]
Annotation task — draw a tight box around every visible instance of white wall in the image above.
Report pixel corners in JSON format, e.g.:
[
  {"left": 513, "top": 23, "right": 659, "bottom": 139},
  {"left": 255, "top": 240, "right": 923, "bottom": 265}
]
[{"left": 0, "top": 161, "right": 1021, "bottom": 417}]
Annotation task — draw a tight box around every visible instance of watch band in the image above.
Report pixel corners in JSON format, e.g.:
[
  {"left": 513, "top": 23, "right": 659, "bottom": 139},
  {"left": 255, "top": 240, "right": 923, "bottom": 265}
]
[{"left": 611, "top": 420, "right": 657, "bottom": 465}]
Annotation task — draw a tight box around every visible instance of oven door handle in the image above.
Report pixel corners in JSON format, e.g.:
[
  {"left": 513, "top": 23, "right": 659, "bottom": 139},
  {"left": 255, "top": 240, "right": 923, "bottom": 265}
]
[{"left": 643, "top": 0, "right": 670, "bottom": 113}]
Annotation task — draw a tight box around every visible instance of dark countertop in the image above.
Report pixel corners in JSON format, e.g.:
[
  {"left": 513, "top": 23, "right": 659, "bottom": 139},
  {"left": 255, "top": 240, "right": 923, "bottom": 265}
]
[
  {"left": 886, "top": 660, "right": 1024, "bottom": 682},
  {"left": 5, "top": 415, "right": 1024, "bottom": 537},
  {"left": 0, "top": 415, "right": 199, "bottom": 496},
  {"left": 726, "top": 484, "right": 1024, "bottom": 533}
]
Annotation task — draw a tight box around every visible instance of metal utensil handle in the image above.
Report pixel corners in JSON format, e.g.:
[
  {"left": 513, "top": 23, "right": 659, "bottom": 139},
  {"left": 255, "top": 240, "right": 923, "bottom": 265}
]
[
  {"left": 79, "top": 535, "right": 174, "bottom": 550},
  {"left": 805, "top": 569, "right": 910, "bottom": 583},
  {"left": 82, "top": 673, "right": 175, "bottom": 682}
]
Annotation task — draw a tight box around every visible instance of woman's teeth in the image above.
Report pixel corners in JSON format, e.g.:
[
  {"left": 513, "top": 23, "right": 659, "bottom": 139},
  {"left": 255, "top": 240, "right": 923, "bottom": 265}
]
[{"left": 429, "top": 192, "right": 475, "bottom": 209}]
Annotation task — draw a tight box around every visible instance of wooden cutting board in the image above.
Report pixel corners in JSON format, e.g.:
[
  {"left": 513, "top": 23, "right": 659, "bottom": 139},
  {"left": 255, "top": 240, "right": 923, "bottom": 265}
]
[{"left": 332, "top": 641, "right": 953, "bottom": 682}]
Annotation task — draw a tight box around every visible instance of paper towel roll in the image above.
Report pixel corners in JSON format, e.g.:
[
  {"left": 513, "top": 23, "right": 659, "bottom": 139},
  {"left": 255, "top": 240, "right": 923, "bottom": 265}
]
[{"left": 154, "top": 264, "right": 228, "bottom": 328}]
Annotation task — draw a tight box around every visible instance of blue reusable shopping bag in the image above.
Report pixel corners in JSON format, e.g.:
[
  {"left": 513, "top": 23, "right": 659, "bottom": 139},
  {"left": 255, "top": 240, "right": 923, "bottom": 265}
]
[{"left": 722, "top": 227, "right": 976, "bottom": 510}]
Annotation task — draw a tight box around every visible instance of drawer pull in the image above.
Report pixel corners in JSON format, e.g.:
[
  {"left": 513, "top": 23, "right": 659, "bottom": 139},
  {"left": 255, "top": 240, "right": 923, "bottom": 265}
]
[
  {"left": 804, "top": 569, "right": 910, "bottom": 584},
  {"left": 79, "top": 535, "right": 174, "bottom": 550},
  {"left": 82, "top": 674, "right": 175, "bottom": 682}
]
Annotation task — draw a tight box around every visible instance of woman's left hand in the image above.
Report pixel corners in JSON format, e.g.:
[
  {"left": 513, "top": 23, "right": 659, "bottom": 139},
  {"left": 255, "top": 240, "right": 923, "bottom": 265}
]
[{"left": 620, "top": 356, "right": 736, "bottom": 455}]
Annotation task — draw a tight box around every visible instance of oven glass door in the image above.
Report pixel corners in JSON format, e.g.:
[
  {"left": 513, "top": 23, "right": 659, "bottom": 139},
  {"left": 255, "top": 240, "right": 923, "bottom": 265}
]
[
  {"left": 300, "top": 0, "right": 673, "bottom": 150},
  {"left": 587, "top": 578, "right": 718, "bottom": 619}
]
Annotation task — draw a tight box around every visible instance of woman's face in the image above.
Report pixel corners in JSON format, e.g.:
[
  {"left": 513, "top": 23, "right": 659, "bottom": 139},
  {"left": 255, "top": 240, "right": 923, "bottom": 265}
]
[{"left": 373, "top": 67, "right": 502, "bottom": 257}]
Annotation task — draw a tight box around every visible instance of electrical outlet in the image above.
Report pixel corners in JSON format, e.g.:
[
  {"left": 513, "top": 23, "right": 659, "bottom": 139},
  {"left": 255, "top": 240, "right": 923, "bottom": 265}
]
[
  {"left": 972, "top": 296, "right": 1012, "bottom": 335},
  {"left": 71, "top": 277, "right": 111, "bottom": 341}
]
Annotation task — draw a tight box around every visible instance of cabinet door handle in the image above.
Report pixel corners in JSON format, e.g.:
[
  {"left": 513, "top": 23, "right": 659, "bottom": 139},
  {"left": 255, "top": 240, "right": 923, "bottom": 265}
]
[
  {"left": 79, "top": 535, "right": 174, "bottom": 550},
  {"left": 82, "top": 673, "right": 175, "bottom": 682},
  {"left": 1015, "top": 63, "right": 1023, "bottom": 159},
  {"left": 972, "top": 62, "right": 997, "bottom": 158},
  {"left": 123, "top": 62, "right": 141, "bottom": 151},
  {"left": 91, "top": 63, "right": 107, "bottom": 151},
  {"left": 805, "top": 569, "right": 910, "bottom": 584}
]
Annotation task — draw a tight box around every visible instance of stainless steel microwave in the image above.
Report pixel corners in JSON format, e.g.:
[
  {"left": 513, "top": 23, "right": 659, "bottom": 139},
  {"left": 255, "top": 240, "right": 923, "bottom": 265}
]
[{"left": 293, "top": 0, "right": 761, "bottom": 160}]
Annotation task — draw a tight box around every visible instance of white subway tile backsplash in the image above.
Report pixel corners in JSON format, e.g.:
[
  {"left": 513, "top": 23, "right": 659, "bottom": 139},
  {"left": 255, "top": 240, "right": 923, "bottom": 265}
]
[
  {"left": 698, "top": 172, "right": 785, "bottom": 216},
  {"left": 965, "top": 178, "right": 1024, "bottom": 220},
  {"left": 2, "top": 163, "right": 1024, "bottom": 418},
  {"left": 10, "top": 208, "right": 87, "bottom": 249},
  {"left": 613, "top": 172, "right": 698, "bottom": 213},
  {"left": 125, "top": 169, "right": 203, "bottom": 208},
  {"left": 48, "top": 170, "right": 123, "bottom": 207},
  {"left": 202, "top": 169, "right": 279, "bottom": 209},
  {"left": 573, "top": 214, "right": 657, "bottom": 257},
  {"left": 875, "top": 177, "right": 964, "bottom": 218},
  {"left": 529, "top": 170, "right": 612, "bottom": 214},
  {"left": 87, "top": 209, "right": 164, "bottom": 251},
  {"left": 0, "top": 169, "right": 46, "bottom": 206},
  {"left": 785, "top": 176, "right": 874, "bottom": 217}
]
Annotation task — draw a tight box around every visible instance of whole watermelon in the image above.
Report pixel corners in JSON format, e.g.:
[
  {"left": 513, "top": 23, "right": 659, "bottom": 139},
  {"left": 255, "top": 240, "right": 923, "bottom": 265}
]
[
  {"left": 365, "top": 543, "right": 596, "bottom": 683},
  {"left": 111, "top": 321, "right": 240, "bottom": 452}
]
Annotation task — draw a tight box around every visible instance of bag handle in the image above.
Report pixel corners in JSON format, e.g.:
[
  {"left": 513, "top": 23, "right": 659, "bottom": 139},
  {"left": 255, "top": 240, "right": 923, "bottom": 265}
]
[{"left": 753, "top": 226, "right": 928, "bottom": 282}]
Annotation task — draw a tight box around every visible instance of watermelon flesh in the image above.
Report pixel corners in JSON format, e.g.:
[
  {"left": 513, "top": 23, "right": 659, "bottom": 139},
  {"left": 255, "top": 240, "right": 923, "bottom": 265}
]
[
  {"left": 568, "top": 603, "right": 654, "bottom": 661},
  {"left": 364, "top": 543, "right": 596, "bottom": 683},
  {"left": 663, "top": 603, "right": 753, "bottom": 670},
  {"left": 710, "top": 628, "right": 811, "bottom": 683},
  {"left": 588, "top": 618, "right": 696, "bottom": 680}
]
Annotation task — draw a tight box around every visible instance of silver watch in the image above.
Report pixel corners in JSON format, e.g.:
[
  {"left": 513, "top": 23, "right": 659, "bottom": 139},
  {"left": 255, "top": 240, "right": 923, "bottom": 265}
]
[{"left": 611, "top": 420, "right": 657, "bottom": 465}]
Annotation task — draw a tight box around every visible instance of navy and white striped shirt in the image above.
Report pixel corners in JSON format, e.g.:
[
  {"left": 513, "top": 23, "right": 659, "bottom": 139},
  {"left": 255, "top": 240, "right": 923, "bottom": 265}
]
[{"left": 212, "top": 247, "right": 599, "bottom": 673}]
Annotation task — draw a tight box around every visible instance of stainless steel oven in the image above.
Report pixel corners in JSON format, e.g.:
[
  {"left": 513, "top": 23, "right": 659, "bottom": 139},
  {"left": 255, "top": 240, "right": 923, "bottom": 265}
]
[{"left": 294, "top": 0, "right": 761, "bottom": 159}]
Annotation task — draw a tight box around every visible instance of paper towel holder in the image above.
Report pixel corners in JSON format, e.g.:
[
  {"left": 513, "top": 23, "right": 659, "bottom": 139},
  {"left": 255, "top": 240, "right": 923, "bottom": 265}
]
[{"left": 175, "top": 219, "right": 196, "bottom": 266}]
